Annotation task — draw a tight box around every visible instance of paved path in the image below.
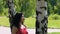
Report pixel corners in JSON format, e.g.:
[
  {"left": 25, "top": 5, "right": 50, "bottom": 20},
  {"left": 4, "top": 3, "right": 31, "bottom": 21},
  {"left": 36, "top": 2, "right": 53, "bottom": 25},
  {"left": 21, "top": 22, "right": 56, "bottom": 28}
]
[
  {"left": 0, "top": 26, "right": 60, "bottom": 34},
  {"left": 48, "top": 29, "right": 60, "bottom": 33},
  {"left": 0, "top": 26, "right": 35, "bottom": 34}
]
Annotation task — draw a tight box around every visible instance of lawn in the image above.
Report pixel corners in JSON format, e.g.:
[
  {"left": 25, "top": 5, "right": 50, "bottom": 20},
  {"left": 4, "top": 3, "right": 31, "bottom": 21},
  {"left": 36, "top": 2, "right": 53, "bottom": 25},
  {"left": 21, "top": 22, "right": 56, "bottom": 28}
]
[
  {"left": 48, "top": 32, "right": 60, "bottom": 34},
  {"left": 24, "top": 17, "right": 36, "bottom": 28},
  {"left": 0, "top": 17, "right": 35, "bottom": 28},
  {"left": 0, "top": 17, "right": 60, "bottom": 29},
  {"left": 0, "top": 17, "right": 10, "bottom": 27},
  {"left": 48, "top": 20, "right": 60, "bottom": 28}
]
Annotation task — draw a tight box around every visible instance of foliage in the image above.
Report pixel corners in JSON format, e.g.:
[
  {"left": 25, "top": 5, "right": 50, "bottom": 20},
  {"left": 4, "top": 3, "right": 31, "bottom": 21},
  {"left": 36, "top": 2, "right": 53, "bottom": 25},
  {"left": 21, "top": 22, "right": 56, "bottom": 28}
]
[
  {"left": 48, "top": 14, "right": 60, "bottom": 20},
  {"left": 48, "top": 0, "right": 60, "bottom": 16},
  {"left": 0, "top": 0, "right": 60, "bottom": 18},
  {"left": 0, "top": 0, "right": 36, "bottom": 18},
  {"left": 14, "top": 0, "right": 36, "bottom": 17}
]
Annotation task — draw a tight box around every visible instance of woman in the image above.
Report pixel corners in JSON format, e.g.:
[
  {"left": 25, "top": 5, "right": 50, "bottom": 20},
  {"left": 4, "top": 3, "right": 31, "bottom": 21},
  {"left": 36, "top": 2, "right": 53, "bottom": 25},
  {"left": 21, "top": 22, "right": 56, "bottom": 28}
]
[{"left": 12, "top": 12, "right": 28, "bottom": 34}]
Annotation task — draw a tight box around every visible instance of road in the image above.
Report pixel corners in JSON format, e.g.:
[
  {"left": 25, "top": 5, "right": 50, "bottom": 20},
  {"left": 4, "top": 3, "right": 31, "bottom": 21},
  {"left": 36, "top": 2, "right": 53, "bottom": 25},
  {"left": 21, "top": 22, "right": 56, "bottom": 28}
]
[{"left": 0, "top": 26, "right": 60, "bottom": 34}]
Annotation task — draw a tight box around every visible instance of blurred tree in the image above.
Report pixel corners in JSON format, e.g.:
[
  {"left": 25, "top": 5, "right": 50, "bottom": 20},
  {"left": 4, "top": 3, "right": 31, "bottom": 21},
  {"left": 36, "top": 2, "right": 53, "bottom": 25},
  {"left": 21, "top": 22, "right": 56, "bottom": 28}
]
[
  {"left": 0, "top": 0, "right": 36, "bottom": 17},
  {"left": 19, "top": 0, "right": 36, "bottom": 17},
  {"left": 0, "top": 0, "right": 4, "bottom": 16},
  {"left": 49, "top": 0, "right": 57, "bottom": 10}
]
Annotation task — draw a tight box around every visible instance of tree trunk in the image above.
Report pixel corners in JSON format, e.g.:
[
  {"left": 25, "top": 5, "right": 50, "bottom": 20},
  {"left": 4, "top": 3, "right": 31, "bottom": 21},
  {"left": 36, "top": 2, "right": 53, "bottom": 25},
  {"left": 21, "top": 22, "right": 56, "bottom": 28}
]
[
  {"left": 36, "top": 0, "right": 48, "bottom": 34},
  {"left": 7, "top": 0, "right": 16, "bottom": 31}
]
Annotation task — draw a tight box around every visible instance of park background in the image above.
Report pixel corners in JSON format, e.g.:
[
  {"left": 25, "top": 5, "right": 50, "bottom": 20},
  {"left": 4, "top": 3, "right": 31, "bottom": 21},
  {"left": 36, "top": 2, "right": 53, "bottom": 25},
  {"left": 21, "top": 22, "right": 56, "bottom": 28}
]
[{"left": 0, "top": 0, "right": 60, "bottom": 34}]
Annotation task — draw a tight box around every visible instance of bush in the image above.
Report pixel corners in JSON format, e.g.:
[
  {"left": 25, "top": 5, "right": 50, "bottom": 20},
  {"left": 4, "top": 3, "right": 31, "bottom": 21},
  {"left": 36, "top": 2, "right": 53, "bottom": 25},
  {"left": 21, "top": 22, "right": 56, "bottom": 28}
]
[{"left": 48, "top": 14, "right": 60, "bottom": 20}]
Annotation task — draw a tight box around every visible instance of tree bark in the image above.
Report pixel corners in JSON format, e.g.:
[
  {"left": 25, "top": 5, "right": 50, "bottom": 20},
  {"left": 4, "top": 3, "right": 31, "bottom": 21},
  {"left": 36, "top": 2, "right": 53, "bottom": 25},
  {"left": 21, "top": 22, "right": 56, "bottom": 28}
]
[
  {"left": 36, "top": 0, "right": 48, "bottom": 34},
  {"left": 7, "top": 0, "right": 16, "bottom": 31}
]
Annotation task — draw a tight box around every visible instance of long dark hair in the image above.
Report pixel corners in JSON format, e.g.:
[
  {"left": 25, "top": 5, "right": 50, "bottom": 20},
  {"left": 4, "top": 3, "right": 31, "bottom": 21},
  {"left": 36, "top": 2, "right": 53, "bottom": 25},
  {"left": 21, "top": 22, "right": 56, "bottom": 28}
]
[{"left": 12, "top": 12, "right": 24, "bottom": 28}]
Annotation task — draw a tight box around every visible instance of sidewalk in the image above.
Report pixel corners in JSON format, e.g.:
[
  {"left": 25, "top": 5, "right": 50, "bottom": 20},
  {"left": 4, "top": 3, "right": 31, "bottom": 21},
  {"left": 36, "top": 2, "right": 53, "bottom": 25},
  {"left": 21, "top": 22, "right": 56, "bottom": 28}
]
[
  {"left": 0, "top": 26, "right": 60, "bottom": 34},
  {"left": 0, "top": 26, "right": 35, "bottom": 34}
]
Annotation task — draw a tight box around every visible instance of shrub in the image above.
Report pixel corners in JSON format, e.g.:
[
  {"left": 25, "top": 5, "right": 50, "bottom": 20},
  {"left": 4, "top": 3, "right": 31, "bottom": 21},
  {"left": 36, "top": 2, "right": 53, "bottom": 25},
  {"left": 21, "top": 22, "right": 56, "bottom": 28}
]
[{"left": 48, "top": 14, "right": 60, "bottom": 20}]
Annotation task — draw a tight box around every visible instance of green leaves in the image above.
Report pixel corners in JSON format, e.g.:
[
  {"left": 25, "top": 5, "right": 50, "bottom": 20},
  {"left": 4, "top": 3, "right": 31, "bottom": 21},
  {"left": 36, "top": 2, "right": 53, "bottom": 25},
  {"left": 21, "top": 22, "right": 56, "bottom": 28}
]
[
  {"left": 0, "top": 0, "right": 36, "bottom": 17},
  {"left": 19, "top": 0, "right": 36, "bottom": 17},
  {"left": 48, "top": 0, "right": 60, "bottom": 16}
]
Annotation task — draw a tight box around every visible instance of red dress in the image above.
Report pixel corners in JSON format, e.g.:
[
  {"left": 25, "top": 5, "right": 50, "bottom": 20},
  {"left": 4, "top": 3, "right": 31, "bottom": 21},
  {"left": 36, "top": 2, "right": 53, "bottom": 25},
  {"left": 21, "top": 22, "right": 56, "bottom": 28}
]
[{"left": 16, "top": 25, "right": 28, "bottom": 34}]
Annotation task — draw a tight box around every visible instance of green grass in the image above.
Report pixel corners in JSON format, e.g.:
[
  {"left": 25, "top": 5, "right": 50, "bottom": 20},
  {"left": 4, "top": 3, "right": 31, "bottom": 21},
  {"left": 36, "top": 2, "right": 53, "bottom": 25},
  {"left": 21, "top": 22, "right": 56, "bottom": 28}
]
[
  {"left": 48, "top": 20, "right": 60, "bottom": 28},
  {"left": 48, "top": 32, "right": 60, "bottom": 34},
  {"left": 24, "top": 17, "right": 36, "bottom": 28},
  {"left": 0, "top": 17, "right": 35, "bottom": 28},
  {"left": 0, "top": 17, "right": 60, "bottom": 29},
  {"left": 0, "top": 17, "right": 10, "bottom": 27}
]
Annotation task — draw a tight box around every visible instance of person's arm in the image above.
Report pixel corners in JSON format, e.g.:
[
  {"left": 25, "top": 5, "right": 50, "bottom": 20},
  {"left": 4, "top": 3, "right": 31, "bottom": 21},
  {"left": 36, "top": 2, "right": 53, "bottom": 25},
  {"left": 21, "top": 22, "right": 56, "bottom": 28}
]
[{"left": 11, "top": 26, "right": 18, "bottom": 34}]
